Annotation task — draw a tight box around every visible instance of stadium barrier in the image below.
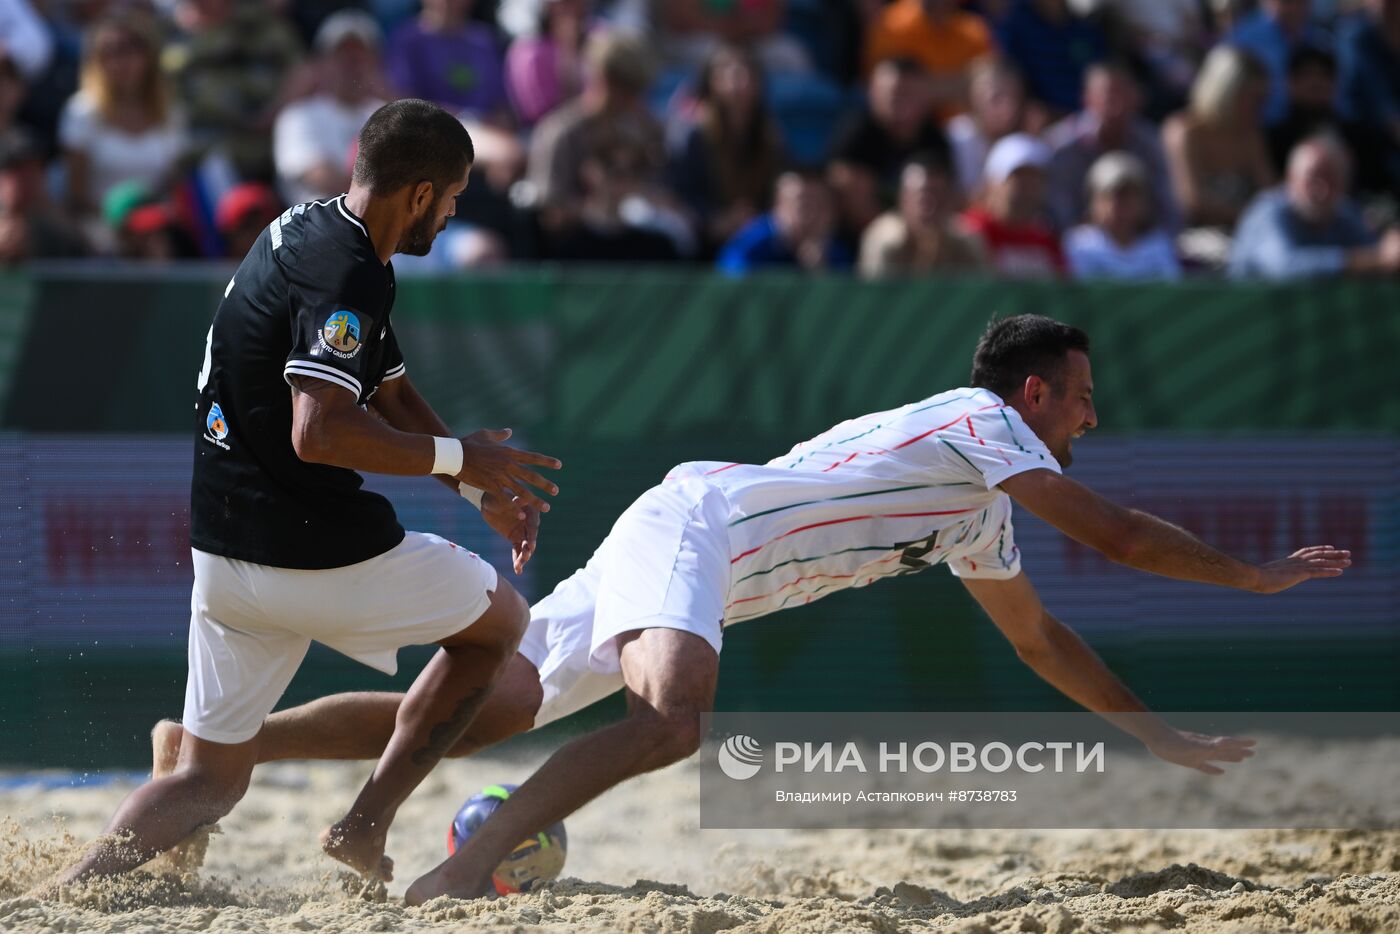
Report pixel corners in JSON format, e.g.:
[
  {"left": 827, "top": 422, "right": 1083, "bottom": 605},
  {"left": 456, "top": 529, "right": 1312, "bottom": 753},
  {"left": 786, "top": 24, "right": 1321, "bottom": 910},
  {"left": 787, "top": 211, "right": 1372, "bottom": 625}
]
[{"left": 0, "top": 267, "right": 1395, "bottom": 766}]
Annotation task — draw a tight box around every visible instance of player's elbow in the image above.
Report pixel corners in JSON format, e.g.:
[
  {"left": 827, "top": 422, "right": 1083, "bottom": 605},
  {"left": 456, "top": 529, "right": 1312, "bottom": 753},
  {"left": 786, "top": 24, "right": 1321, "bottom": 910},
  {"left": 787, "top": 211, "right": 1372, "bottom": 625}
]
[
  {"left": 290, "top": 411, "right": 335, "bottom": 464},
  {"left": 1097, "top": 511, "right": 1143, "bottom": 566}
]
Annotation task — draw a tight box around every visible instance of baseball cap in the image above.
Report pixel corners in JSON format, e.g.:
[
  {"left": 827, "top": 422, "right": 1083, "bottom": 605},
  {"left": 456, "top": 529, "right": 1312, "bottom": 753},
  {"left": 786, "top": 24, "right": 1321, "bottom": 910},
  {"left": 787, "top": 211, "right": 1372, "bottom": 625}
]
[
  {"left": 984, "top": 133, "right": 1052, "bottom": 186},
  {"left": 102, "top": 179, "right": 154, "bottom": 229},
  {"left": 217, "top": 183, "right": 282, "bottom": 232},
  {"left": 125, "top": 203, "right": 175, "bottom": 235},
  {"left": 314, "top": 10, "right": 383, "bottom": 53},
  {"left": 1085, "top": 151, "right": 1149, "bottom": 194}
]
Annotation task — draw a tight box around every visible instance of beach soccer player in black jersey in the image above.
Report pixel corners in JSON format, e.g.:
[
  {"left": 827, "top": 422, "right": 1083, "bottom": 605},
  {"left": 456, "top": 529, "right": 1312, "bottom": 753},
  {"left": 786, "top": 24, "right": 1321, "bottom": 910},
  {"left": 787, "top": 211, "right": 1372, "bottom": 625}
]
[{"left": 41, "top": 100, "right": 561, "bottom": 891}]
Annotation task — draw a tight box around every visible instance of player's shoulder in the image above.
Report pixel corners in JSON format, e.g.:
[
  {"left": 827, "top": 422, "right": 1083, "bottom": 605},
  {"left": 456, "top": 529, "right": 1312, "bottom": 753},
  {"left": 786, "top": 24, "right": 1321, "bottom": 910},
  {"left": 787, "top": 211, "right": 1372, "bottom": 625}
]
[{"left": 277, "top": 198, "right": 386, "bottom": 288}]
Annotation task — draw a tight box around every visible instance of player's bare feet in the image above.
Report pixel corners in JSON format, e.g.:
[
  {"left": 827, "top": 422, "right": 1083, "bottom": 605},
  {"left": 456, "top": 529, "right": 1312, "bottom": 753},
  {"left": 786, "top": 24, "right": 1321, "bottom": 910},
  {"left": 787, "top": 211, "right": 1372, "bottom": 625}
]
[
  {"left": 321, "top": 819, "right": 394, "bottom": 882},
  {"left": 404, "top": 862, "right": 495, "bottom": 906}
]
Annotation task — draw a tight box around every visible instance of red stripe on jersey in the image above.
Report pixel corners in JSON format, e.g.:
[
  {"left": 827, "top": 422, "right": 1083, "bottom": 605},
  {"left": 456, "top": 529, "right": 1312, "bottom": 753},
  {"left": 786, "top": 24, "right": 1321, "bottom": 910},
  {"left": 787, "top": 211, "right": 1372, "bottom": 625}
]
[
  {"left": 726, "top": 552, "right": 905, "bottom": 608},
  {"left": 730, "top": 508, "right": 978, "bottom": 564}
]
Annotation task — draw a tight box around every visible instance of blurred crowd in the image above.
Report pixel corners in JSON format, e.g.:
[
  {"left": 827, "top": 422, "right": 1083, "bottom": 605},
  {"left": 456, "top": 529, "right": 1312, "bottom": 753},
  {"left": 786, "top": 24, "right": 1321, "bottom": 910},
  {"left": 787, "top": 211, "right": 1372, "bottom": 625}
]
[{"left": 1, "top": 0, "right": 1398, "bottom": 280}]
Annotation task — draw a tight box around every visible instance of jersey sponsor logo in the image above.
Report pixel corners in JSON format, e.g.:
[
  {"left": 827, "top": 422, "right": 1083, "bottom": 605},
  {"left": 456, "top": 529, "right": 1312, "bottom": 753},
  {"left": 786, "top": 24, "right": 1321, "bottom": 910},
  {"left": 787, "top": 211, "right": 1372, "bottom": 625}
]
[
  {"left": 320, "top": 310, "right": 363, "bottom": 358},
  {"left": 203, "top": 402, "right": 231, "bottom": 450}
]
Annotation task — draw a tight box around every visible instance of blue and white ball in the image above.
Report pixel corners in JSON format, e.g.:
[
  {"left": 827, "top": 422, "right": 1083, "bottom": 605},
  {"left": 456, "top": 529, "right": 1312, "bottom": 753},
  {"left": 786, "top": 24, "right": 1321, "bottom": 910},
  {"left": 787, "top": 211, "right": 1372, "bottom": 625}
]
[{"left": 447, "top": 784, "right": 568, "bottom": 894}]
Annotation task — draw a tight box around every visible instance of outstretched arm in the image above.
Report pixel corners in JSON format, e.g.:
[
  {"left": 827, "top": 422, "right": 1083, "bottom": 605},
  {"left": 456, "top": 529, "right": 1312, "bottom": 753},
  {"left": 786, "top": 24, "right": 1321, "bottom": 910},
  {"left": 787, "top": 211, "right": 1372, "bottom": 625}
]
[
  {"left": 999, "top": 469, "right": 1350, "bottom": 593},
  {"left": 961, "top": 572, "right": 1255, "bottom": 775}
]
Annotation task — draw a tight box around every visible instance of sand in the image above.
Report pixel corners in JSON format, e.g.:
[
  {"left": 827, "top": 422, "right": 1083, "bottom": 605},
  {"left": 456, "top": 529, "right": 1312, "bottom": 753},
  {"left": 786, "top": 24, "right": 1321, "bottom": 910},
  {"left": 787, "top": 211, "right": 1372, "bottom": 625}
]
[{"left": 2, "top": 745, "right": 1398, "bottom": 933}]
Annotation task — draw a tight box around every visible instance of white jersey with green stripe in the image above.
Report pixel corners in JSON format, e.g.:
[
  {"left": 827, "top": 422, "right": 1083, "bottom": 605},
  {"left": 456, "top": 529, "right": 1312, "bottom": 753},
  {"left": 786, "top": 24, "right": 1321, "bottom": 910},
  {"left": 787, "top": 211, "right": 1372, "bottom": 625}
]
[{"left": 669, "top": 387, "right": 1061, "bottom": 625}]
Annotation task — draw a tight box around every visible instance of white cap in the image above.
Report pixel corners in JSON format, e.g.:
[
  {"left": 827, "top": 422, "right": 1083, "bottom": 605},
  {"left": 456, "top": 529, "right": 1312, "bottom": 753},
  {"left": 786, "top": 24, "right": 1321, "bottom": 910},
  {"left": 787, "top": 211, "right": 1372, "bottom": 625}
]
[
  {"left": 1085, "top": 150, "right": 1149, "bottom": 194},
  {"left": 983, "top": 133, "right": 1052, "bottom": 186},
  {"left": 314, "top": 10, "right": 383, "bottom": 53}
]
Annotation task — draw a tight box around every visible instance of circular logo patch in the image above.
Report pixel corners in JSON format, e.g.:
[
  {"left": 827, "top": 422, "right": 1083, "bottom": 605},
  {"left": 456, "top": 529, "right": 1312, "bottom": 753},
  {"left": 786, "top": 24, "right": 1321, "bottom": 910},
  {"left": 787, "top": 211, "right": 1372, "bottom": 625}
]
[{"left": 323, "top": 310, "right": 361, "bottom": 354}]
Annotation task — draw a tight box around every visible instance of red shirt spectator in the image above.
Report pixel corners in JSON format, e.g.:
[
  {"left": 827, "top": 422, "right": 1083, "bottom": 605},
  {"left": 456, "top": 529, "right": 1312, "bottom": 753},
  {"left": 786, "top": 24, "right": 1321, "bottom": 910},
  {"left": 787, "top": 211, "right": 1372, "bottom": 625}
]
[{"left": 960, "top": 132, "right": 1065, "bottom": 276}]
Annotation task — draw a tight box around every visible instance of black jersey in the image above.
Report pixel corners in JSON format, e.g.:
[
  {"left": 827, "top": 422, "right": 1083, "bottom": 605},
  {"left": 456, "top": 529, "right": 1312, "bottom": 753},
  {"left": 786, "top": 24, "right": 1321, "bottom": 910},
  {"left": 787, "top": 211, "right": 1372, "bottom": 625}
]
[{"left": 190, "top": 195, "right": 407, "bottom": 569}]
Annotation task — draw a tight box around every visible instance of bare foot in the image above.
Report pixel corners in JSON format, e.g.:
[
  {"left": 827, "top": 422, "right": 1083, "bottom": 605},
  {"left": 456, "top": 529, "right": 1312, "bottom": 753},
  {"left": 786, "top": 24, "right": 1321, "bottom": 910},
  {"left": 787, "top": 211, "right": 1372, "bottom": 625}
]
[
  {"left": 321, "top": 819, "right": 394, "bottom": 882},
  {"left": 148, "top": 720, "right": 218, "bottom": 876},
  {"left": 403, "top": 862, "right": 495, "bottom": 906}
]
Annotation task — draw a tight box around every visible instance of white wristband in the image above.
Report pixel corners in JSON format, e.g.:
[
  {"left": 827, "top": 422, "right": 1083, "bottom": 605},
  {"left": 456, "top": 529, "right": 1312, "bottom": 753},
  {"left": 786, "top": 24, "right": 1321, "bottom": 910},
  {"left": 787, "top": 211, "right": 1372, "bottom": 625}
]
[
  {"left": 431, "top": 436, "right": 463, "bottom": 476},
  {"left": 458, "top": 482, "right": 485, "bottom": 509}
]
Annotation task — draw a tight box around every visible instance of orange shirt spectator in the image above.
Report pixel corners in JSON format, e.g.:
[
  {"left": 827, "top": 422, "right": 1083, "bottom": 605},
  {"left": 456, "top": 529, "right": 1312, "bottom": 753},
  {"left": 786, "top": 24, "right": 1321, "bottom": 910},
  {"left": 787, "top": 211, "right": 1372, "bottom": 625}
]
[{"left": 864, "top": 0, "right": 993, "bottom": 119}]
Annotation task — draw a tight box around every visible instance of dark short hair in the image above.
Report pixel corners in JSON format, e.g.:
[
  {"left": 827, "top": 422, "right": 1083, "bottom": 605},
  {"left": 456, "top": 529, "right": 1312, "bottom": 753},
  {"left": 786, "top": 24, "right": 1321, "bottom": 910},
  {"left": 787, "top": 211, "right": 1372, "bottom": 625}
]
[
  {"left": 352, "top": 99, "right": 474, "bottom": 197},
  {"left": 873, "top": 56, "right": 926, "bottom": 79},
  {"left": 1288, "top": 44, "right": 1336, "bottom": 77},
  {"left": 969, "top": 314, "right": 1090, "bottom": 400},
  {"left": 902, "top": 150, "right": 953, "bottom": 180}
]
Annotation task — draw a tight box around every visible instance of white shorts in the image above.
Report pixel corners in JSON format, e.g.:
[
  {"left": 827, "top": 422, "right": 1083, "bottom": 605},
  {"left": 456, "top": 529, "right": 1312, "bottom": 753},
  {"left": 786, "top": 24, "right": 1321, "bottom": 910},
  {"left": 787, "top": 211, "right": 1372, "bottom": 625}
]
[
  {"left": 520, "top": 476, "right": 731, "bottom": 728},
  {"left": 183, "top": 531, "right": 498, "bottom": 744}
]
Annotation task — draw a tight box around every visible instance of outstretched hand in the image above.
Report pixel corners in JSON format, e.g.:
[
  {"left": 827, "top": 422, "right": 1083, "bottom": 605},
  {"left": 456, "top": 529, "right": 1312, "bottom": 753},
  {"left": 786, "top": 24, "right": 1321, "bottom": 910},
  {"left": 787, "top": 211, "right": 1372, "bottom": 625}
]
[
  {"left": 456, "top": 428, "right": 561, "bottom": 514},
  {"left": 481, "top": 492, "right": 540, "bottom": 574},
  {"left": 1146, "top": 729, "right": 1257, "bottom": 776},
  {"left": 1252, "top": 545, "right": 1351, "bottom": 594}
]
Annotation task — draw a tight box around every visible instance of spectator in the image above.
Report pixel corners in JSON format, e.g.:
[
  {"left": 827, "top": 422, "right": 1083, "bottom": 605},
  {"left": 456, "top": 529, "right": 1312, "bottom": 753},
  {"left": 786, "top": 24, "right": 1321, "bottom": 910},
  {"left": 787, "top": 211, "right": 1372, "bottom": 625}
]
[
  {"left": 386, "top": 0, "right": 509, "bottom": 121},
  {"left": 1336, "top": 0, "right": 1400, "bottom": 193},
  {"left": 548, "top": 138, "right": 689, "bottom": 262},
  {"left": 0, "top": 51, "right": 26, "bottom": 139},
  {"left": 653, "top": 0, "right": 813, "bottom": 76},
  {"left": 216, "top": 181, "right": 282, "bottom": 258},
  {"left": 994, "top": 0, "right": 1108, "bottom": 116},
  {"left": 946, "top": 56, "right": 1027, "bottom": 196},
  {"left": 0, "top": 129, "right": 87, "bottom": 263},
  {"left": 829, "top": 57, "right": 952, "bottom": 238},
  {"left": 60, "top": 13, "right": 188, "bottom": 251},
  {"left": 1227, "top": 0, "right": 1330, "bottom": 126},
  {"left": 273, "top": 11, "right": 387, "bottom": 206},
  {"left": 959, "top": 132, "right": 1066, "bottom": 277},
  {"left": 116, "top": 200, "right": 200, "bottom": 262},
  {"left": 526, "top": 29, "right": 667, "bottom": 234},
  {"left": 667, "top": 44, "right": 785, "bottom": 252},
  {"left": 1045, "top": 62, "right": 1179, "bottom": 231},
  {"left": 1065, "top": 151, "right": 1181, "bottom": 280},
  {"left": 1097, "top": 0, "right": 1208, "bottom": 108},
  {"left": 0, "top": 0, "right": 54, "bottom": 84},
  {"left": 862, "top": 0, "right": 994, "bottom": 119},
  {"left": 1268, "top": 45, "right": 1392, "bottom": 196},
  {"left": 717, "top": 169, "right": 852, "bottom": 273},
  {"left": 858, "top": 154, "right": 985, "bottom": 277},
  {"left": 503, "top": 0, "right": 590, "bottom": 127},
  {"left": 1230, "top": 133, "right": 1400, "bottom": 278},
  {"left": 1162, "top": 45, "right": 1274, "bottom": 231},
  {"left": 164, "top": 0, "right": 303, "bottom": 183}
]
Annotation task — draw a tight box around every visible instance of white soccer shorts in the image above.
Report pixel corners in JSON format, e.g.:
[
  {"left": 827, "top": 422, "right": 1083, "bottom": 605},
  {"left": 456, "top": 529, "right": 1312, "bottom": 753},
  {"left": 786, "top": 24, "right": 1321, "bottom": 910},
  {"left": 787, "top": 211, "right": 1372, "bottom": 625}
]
[
  {"left": 183, "top": 531, "right": 498, "bottom": 744},
  {"left": 520, "top": 475, "right": 731, "bottom": 728}
]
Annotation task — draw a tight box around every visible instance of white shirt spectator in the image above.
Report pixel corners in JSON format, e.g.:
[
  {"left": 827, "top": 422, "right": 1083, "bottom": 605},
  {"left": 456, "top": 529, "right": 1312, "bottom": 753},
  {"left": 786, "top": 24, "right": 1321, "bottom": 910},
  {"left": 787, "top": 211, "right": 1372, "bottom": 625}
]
[
  {"left": 59, "top": 92, "right": 186, "bottom": 208},
  {"left": 0, "top": 0, "right": 53, "bottom": 81},
  {"left": 273, "top": 95, "right": 384, "bottom": 206},
  {"left": 1065, "top": 225, "right": 1181, "bottom": 281},
  {"left": 946, "top": 113, "right": 991, "bottom": 195}
]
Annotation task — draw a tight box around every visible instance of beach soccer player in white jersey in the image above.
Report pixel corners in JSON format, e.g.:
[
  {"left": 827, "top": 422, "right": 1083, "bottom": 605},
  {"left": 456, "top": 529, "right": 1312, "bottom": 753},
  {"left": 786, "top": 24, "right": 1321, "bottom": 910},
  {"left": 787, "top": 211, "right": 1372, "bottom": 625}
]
[{"left": 148, "top": 314, "right": 1351, "bottom": 900}]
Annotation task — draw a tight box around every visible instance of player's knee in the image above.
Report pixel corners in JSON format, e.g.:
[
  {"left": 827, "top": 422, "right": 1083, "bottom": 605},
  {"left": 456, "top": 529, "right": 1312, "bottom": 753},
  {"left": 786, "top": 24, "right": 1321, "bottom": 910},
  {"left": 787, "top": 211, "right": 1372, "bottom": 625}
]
[
  {"left": 450, "top": 680, "right": 541, "bottom": 758},
  {"left": 496, "top": 583, "right": 530, "bottom": 636}
]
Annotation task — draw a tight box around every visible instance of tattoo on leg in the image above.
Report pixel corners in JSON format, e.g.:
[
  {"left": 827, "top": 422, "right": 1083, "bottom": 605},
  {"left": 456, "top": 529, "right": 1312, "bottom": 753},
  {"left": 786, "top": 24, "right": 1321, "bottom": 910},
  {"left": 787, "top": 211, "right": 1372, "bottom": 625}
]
[{"left": 410, "top": 688, "right": 489, "bottom": 767}]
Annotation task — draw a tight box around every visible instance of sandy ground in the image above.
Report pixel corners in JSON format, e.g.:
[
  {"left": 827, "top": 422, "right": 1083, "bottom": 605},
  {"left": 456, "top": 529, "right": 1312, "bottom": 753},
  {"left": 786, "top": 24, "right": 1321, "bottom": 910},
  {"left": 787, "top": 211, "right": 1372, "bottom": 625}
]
[{"left": 1, "top": 745, "right": 1398, "bottom": 934}]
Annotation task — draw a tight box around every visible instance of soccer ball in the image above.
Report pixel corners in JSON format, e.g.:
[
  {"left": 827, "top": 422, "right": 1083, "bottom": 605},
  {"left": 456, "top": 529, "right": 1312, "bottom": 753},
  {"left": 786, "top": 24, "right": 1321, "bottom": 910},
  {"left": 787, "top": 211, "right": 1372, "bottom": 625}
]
[{"left": 447, "top": 783, "right": 568, "bottom": 894}]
